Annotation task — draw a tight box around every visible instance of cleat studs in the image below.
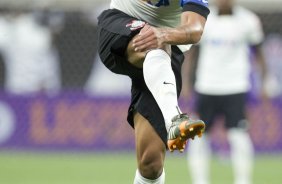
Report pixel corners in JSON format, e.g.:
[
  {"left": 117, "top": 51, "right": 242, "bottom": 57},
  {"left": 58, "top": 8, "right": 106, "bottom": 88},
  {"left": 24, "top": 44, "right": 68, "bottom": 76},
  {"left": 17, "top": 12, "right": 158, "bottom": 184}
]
[
  {"left": 189, "top": 127, "right": 194, "bottom": 132},
  {"left": 179, "top": 149, "right": 184, "bottom": 153},
  {"left": 181, "top": 133, "right": 186, "bottom": 137}
]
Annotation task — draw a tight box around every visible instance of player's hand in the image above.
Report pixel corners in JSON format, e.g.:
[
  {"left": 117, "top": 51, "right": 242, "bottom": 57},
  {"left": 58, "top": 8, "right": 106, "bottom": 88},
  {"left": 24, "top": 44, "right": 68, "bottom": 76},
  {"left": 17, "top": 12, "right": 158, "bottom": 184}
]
[{"left": 133, "top": 24, "right": 166, "bottom": 52}]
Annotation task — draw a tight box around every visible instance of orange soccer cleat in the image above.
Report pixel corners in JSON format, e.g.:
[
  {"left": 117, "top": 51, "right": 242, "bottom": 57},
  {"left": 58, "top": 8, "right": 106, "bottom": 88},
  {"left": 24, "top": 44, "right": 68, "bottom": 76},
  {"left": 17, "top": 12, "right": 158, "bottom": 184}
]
[{"left": 167, "top": 113, "right": 205, "bottom": 153}]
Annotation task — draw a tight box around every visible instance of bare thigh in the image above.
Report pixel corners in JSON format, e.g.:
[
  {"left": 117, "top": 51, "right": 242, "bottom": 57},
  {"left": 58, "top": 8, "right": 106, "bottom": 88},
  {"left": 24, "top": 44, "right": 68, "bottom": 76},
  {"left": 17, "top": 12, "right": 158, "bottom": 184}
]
[
  {"left": 134, "top": 112, "right": 166, "bottom": 179},
  {"left": 126, "top": 34, "right": 171, "bottom": 68}
]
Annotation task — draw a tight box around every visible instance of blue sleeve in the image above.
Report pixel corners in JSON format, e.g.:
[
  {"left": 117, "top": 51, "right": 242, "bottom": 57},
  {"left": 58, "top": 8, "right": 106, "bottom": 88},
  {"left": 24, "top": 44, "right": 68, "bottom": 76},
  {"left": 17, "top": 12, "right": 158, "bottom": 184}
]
[{"left": 181, "top": 0, "right": 208, "bottom": 8}]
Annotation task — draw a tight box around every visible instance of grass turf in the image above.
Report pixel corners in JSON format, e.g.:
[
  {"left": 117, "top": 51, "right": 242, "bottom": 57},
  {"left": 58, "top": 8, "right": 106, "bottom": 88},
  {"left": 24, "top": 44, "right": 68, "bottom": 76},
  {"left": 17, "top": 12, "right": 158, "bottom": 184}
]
[{"left": 0, "top": 152, "right": 281, "bottom": 184}]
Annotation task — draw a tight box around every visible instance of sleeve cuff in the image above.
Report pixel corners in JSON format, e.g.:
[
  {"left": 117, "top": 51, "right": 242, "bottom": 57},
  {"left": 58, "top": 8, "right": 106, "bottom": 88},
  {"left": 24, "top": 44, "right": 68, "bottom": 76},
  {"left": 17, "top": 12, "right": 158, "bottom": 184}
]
[{"left": 182, "top": 3, "right": 210, "bottom": 19}]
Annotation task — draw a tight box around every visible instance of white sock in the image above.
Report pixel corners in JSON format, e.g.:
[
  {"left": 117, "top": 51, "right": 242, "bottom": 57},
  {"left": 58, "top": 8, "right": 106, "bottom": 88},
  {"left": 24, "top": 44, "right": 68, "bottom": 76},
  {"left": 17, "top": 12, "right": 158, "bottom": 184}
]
[
  {"left": 227, "top": 128, "right": 254, "bottom": 184},
  {"left": 143, "top": 49, "right": 180, "bottom": 131},
  {"left": 133, "top": 169, "right": 165, "bottom": 184},
  {"left": 187, "top": 135, "right": 211, "bottom": 184}
]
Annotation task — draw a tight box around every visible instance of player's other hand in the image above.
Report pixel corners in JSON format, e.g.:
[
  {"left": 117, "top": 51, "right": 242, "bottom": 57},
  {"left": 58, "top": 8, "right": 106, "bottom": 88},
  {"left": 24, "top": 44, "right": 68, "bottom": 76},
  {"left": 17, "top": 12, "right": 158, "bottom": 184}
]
[{"left": 133, "top": 24, "right": 167, "bottom": 52}]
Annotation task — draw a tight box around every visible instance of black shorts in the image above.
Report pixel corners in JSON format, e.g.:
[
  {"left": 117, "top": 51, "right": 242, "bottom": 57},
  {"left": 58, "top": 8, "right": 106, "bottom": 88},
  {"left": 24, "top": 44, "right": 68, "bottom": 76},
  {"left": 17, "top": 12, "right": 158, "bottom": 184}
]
[
  {"left": 97, "top": 9, "right": 184, "bottom": 144},
  {"left": 196, "top": 93, "right": 248, "bottom": 132}
]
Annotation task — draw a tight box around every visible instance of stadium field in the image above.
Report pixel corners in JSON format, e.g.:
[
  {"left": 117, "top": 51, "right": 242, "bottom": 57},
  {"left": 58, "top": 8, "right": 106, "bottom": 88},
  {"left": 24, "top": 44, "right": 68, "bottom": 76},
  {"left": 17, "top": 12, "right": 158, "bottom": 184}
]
[{"left": 0, "top": 151, "right": 281, "bottom": 184}]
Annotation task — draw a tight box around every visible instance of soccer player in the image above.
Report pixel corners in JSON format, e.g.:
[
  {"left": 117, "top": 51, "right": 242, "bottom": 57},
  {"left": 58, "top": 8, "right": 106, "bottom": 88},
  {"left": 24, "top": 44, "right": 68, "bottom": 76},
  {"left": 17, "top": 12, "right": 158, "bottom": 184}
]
[
  {"left": 97, "top": 0, "right": 209, "bottom": 183},
  {"left": 186, "top": 0, "right": 267, "bottom": 184},
  {"left": 0, "top": 10, "right": 61, "bottom": 95}
]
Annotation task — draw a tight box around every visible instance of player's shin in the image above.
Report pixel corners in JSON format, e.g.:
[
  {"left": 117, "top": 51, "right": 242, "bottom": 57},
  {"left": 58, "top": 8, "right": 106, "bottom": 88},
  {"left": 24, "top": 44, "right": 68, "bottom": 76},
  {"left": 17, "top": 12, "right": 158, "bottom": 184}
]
[
  {"left": 227, "top": 128, "right": 254, "bottom": 184},
  {"left": 187, "top": 135, "right": 211, "bottom": 184},
  {"left": 143, "top": 49, "right": 179, "bottom": 131}
]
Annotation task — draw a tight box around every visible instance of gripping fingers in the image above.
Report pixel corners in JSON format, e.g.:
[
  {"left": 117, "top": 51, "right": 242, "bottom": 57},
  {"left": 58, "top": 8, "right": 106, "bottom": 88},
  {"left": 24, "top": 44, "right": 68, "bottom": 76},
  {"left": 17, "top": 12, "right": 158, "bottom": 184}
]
[
  {"left": 135, "top": 41, "right": 157, "bottom": 52},
  {"left": 133, "top": 35, "right": 156, "bottom": 51}
]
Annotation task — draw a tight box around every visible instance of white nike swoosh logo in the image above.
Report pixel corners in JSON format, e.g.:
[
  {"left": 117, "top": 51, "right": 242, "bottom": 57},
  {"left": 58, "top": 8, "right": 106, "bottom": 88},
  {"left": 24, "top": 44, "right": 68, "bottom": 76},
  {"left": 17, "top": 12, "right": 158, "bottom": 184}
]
[{"left": 202, "top": 0, "right": 208, "bottom": 4}]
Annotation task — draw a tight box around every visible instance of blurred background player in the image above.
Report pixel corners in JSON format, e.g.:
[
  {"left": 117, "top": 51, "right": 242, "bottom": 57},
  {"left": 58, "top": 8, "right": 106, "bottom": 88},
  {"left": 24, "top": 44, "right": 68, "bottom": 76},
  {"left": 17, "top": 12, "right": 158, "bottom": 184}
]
[
  {"left": 97, "top": 0, "right": 209, "bottom": 183},
  {"left": 186, "top": 0, "right": 267, "bottom": 184},
  {"left": 0, "top": 8, "right": 61, "bottom": 95}
]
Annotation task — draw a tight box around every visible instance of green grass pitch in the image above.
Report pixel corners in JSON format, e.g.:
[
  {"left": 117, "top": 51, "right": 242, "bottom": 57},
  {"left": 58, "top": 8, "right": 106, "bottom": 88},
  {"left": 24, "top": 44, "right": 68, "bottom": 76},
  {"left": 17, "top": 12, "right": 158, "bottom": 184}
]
[{"left": 0, "top": 151, "right": 281, "bottom": 184}]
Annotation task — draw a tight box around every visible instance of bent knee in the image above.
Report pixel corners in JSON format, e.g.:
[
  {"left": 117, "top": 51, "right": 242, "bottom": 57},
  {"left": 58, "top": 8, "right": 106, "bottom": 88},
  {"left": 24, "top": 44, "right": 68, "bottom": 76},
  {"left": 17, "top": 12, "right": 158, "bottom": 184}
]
[
  {"left": 138, "top": 152, "right": 164, "bottom": 179},
  {"left": 126, "top": 35, "right": 171, "bottom": 68}
]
